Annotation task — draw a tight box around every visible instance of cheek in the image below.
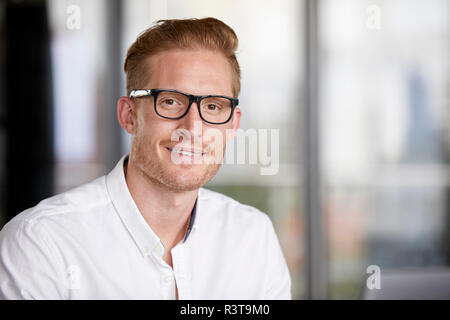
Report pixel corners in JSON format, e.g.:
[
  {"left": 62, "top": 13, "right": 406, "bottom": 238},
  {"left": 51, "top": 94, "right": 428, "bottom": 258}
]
[
  {"left": 138, "top": 119, "right": 180, "bottom": 147},
  {"left": 218, "top": 124, "right": 235, "bottom": 143},
  {"left": 203, "top": 127, "right": 228, "bottom": 150},
  {"left": 135, "top": 109, "right": 160, "bottom": 136}
]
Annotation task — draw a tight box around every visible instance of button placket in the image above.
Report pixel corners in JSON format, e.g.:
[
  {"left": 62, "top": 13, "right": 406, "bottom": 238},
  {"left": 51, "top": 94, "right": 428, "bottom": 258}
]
[
  {"left": 171, "top": 245, "right": 189, "bottom": 299},
  {"left": 161, "top": 270, "right": 175, "bottom": 300}
]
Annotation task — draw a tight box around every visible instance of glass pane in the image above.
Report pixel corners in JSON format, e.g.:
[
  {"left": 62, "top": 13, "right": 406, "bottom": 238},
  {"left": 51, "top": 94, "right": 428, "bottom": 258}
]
[
  {"left": 48, "top": 0, "right": 108, "bottom": 193},
  {"left": 319, "top": 0, "right": 450, "bottom": 298},
  {"left": 199, "top": 97, "right": 232, "bottom": 124},
  {"left": 156, "top": 91, "right": 189, "bottom": 117}
]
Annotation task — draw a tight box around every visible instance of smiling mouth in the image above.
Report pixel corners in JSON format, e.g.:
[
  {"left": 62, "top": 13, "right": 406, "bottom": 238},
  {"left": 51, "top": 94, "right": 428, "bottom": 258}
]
[{"left": 166, "top": 147, "right": 207, "bottom": 157}]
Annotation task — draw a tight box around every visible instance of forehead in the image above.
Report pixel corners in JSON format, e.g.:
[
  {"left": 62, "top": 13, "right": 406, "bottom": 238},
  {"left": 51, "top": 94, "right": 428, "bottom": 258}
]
[{"left": 143, "top": 48, "right": 233, "bottom": 96}]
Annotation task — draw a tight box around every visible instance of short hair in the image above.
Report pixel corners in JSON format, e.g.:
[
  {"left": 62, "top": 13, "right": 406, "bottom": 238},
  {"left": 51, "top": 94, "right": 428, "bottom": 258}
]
[{"left": 124, "top": 17, "right": 241, "bottom": 98}]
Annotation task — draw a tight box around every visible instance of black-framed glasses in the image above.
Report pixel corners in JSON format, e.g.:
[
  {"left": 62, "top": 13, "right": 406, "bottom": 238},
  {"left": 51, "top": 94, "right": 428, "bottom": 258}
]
[{"left": 129, "top": 88, "right": 239, "bottom": 125}]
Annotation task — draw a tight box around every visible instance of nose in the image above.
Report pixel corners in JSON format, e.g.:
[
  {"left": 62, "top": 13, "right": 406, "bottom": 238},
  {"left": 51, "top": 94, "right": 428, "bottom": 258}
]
[{"left": 177, "top": 101, "right": 203, "bottom": 140}]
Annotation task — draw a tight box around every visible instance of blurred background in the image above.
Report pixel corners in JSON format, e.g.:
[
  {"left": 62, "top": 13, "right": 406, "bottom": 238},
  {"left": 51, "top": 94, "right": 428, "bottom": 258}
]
[{"left": 0, "top": 0, "right": 449, "bottom": 299}]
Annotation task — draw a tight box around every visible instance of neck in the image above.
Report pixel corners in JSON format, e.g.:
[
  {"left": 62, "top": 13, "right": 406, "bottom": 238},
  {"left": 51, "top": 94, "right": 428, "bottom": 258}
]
[{"left": 124, "top": 158, "right": 198, "bottom": 251}]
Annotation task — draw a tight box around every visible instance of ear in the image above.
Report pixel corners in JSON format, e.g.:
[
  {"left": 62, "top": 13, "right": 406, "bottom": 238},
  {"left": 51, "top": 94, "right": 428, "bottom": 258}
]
[
  {"left": 117, "top": 96, "right": 137, "bottom": 134},
  {"left": 226, "top": 107, "right": 241, "bottom": 141}
]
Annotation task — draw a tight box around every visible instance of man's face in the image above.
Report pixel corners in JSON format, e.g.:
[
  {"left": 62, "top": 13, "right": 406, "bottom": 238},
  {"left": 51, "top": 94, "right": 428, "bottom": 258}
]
[{"left": 129, "top": 49, "right": 241, "bottom": 192}]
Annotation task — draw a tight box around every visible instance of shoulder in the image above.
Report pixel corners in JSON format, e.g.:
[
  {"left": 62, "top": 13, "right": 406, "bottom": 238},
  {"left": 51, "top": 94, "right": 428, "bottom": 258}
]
[{"left": 3, "top": 176, "right": 110, "bottom": 229}]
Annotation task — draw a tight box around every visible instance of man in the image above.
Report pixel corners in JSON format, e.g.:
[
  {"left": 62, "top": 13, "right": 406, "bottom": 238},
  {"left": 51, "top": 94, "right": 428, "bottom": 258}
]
[{"left": 0, "top": 17, "right": 291, "bottom": 299}]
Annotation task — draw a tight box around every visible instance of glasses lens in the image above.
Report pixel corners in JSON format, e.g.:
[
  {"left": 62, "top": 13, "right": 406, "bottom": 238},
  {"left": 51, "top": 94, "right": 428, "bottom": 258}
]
[
  {"left": 155, "top": 91, "right": 189, "bottom": 118},
  {"left": 200, "top": 97, "right": 233, "bottom": 124}
]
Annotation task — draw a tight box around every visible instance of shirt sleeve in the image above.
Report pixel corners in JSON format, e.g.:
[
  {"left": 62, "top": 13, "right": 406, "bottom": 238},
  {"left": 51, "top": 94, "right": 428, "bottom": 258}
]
[
  {"left": 261, "top": 214, "right": 292, "bottom": 300},
  {"left": 0, "top": 218, "right": 67, "bottom": 299}
]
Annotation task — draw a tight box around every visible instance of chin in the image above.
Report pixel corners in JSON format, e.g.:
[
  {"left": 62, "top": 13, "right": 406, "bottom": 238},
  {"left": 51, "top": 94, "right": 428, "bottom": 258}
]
[
  {"left": 163, "top": 164, "right": 221, "bottom": 192},
  {"left": 136, "top": 154, "right": 221, "bottom": 192}
]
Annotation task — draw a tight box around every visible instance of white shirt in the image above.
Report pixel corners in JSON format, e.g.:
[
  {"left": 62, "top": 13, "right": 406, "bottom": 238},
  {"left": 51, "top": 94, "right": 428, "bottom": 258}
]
[{"left": 0, "top": 155, "right": 291, "bottom": 299}]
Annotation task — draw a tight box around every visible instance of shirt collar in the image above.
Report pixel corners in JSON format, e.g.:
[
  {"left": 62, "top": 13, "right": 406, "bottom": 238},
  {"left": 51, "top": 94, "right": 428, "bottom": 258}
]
[{"left": 105, "top": 154, "right": 199, "bottom": 257}]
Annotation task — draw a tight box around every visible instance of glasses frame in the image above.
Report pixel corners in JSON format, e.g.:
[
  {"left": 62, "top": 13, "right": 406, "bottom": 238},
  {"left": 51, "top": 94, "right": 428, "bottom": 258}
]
[{"left": 129, "top": 88, "right": 239, "bottom": 125}]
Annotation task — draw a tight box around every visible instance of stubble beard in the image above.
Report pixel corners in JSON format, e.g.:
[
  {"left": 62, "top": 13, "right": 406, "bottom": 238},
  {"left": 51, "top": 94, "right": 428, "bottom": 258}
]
[{"left": 130, "top": 130, "right": 223, "bottom": 193}]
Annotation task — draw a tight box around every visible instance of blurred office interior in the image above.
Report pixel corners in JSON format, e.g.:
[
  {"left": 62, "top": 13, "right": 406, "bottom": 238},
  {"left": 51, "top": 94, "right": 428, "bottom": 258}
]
[{"left": 0, "top": 0, "right": 449, "bottom": 299}]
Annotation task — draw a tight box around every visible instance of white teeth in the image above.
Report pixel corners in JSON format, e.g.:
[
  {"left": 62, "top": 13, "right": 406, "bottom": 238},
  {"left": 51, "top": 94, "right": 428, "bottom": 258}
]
[
  {"left": 180, "top": 151, "right": 196, "bottom": 156},
  {"left": 171, "top": 149, "right": 203, "bottom": 157}
]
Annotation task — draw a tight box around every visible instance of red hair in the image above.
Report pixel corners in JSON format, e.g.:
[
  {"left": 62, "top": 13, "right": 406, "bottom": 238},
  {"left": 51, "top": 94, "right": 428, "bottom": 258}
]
[{"left": 124, "top": 17, "right": 241, "bottom": 97}]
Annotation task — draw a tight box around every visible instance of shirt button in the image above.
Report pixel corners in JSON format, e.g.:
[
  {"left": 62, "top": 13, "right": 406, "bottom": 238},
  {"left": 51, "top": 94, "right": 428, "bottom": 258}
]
[{"left": 165, "top": 275, "right": 173, "bottom": 283}]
